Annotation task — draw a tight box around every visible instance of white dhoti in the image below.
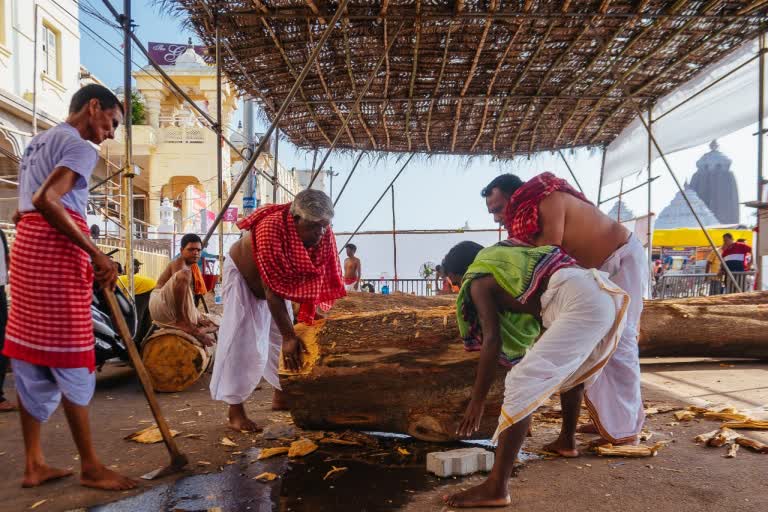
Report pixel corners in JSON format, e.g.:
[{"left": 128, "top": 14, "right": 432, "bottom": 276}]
[
  {"left": 494, "top": 268, "right": 629, "bottom": 441},
  {"left": 210, "top": 258, "right": 292, "bottom": 405},
  {"left": 585, "top": 234, "right": 647, "bottom": 443},
  {"left": 148, "top": 268, "right": 200, "bottom": 327}
]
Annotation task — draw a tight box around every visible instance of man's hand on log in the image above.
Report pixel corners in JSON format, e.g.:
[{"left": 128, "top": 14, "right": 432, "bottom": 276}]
[
  {"left": 282, "top": 335, "right": 307, "bottom": 372},
  {"left": 456, "top": 399, "right": 485, "bottom": 437}
]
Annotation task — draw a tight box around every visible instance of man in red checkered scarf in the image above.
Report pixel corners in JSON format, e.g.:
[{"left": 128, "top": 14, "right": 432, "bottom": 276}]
[
  {"left": 210, "top": 189, "right": 345, "bottom": 432},
  {"left": 481, "top": 172, "right": 648, "bottom": 449}
]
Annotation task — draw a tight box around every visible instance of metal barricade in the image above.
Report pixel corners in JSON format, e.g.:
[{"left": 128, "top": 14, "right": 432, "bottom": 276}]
[
  {"left": 360, "top": 278, "right": 435, "bottom": 296},
  {"left": 654, "top": 272, "right": 755, "bottom": 299}
]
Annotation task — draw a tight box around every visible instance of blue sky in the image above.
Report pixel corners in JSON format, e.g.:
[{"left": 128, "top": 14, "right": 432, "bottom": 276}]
[{"left": 79, "top": 1, "right": 762, "bottom": 234}]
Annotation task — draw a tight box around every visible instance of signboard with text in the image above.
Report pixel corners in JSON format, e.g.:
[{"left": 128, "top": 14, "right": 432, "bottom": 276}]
[
  {"left": 148, "top": 42, "right": 206, "bottom": 65},
  {"left": 222, "top": 207, "right": 238, "bottom": 222}
]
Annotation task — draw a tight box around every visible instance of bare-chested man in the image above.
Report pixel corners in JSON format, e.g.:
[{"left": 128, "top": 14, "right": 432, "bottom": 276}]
[
  {"left": 343, "top": 243, "right": 361, "bottom": 291},
  {"left": 210, "top": 190, "right": 346, "bottom": 431},
  {"left": 483, "top": 173, "right": 647, "bottom": 448},
  {"left": 149, "top": 233, "right": 216, "bottom": 346}
]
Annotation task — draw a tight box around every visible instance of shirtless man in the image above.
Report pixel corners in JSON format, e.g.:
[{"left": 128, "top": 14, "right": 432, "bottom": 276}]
[
  {"left": 483, "top": 173, "right": 647, "bottom": 447},
  {"left": 210, "top": 190, "right": 346, "bottom": 431},
  {"left": 343, "top": 244, "right": 361, "bottom": 291},
  {"left": 149, "top": 233, "right": 216, "bottom": 346}
]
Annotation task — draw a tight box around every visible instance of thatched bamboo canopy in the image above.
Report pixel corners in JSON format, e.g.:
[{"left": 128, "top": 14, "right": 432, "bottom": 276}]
[{"left": 170, "top": 1, "right": 768, "bottom": 156}]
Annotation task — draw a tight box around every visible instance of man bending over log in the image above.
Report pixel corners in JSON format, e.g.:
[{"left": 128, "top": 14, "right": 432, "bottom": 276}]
[
  {"left": 483, "top": 173, "right": 647, "bottom": 445},
  {"left": 3, "top": 85, "right": 136, "bottom": 490},
  {"left": 210, "top": 190, "right": 345, "bottom": 431},
  {"left": 441, "top": 241, "right": 628, "bottom": 508},
  {"left": 150, "top": 233, "right": 217, "bottom": 346}
]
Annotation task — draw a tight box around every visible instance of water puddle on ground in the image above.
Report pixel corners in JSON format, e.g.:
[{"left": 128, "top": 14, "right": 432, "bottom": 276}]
[{"left": 90, "top": 434, "right": 539, "bottom": 512}]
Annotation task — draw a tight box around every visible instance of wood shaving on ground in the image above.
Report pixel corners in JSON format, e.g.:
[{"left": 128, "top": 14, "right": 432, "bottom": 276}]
[
  {"left": 319, "top": 438, "right": 361, "bottom": 446},
  {"left": 182, "top": 433, "right": 205, "bottom": 439},
  {"left": 219, "top": 437, "right": 238, "bottom": 447},
  {"left": 197, "top": 461, "right": 212, "bottom": 466},
  {"left": 29, "top": 500, "right": 47, "bottom": 510},
  {"left": 594, "top": 442, "right": 665, "bottom": 457},
  {"left": 323, "top": 466, "right": 348, "bottom": 480},
  {"left": 674, "top": 410, "right": 697, "bottom": 422},
  {"left": 257, "top": 447, "right": 290, "bottom": 460},
  {"left": 124, "top": 425, "right": 179, "bottom": 444},
  {"left": 288, "top": 438, "right": 318, "bottom": 457},
  {"left": 253, "top": 472, "right": 278, "bottom": 482},
  {"left": 725, "top": 443, "right": 740, "bottom": 458},
  {"left": 703, "top": 411, "right": 750, "bottom": 422},
  {"left": 721, "top": 419, "right": 768, "bottom": 430},
  {"left": 396, "top": 447, "right": 411, "bottom": 456},
  {"left": 639, "top": 431, "right": 654, "bottom": 442},
  {"left": 697, "top": 427, "right": 741, "bottom": 448},
  {"left": 735, "top": 436, "right": 768, "bottom": 453}
]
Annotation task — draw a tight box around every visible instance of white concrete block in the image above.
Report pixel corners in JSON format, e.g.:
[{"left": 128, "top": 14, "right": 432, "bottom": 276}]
[{"left": 426, "top": 447, "right": 495, "bottom": 477}]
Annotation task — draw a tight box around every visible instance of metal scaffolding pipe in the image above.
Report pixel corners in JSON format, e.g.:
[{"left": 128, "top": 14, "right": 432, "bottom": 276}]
[
  {"left": 306, "top": 21, "right": 406, "bottom": 189},
  {"left": 598, "top": 176, "right": 659, "bottom": 204},
  {"left": 757, "top": 34, "right": 765, "bottom": 290},
  {"left": 391, "top": 185, "right": 398, "bottom": 281},
  {"left": 201, "top": 0, "right": 351, "bottom": 246},
  {"left": 647, "top": 106, "right": 654, "bottom": 291},
  {"left": 597, "top": 147, "right": 606, "bottom": 205},
  {"left": 333, "top": 152, "right": 365, "bottom": 208},
  {"left": 273, "top": 128, "right": 279, "bottom": 202},
  {"left": 121, "top": 0, "right": 134, "bottom": 298},
  {"left": 338, "top": 154, "right": 415, "bottom": 254},
  {"left": 216, "top": 17, "right": 225, "bottom": 278},
  {"left": 626, "top": 96, "right": 742, "bottom": 293},
  {"left": 557, "top": 150, "right": 584, "bottom": 194}
]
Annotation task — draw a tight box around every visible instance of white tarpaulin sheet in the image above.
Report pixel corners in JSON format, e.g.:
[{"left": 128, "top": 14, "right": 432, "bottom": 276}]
[{"left": 603, "top": 38, "right": 764, "bottom": 185}]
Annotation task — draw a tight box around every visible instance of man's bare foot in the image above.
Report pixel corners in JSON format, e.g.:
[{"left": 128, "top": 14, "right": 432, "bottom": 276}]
[
  {"left": 81, "top": 464, "right": 137, "bottom": 490},
  {"left": 577, "top": 423, "right": 599, "bottom": 434},
  {"left": 271, "top": 390, "right": 289, "bottom": 411},
  {"left": 227, "top": 404, "right": 261, "bottom": 432},
  {"left": 22, "top": 464, "right": 74, "bottom": 487},
  {"left": 443, "top": 481, "right": 511, "bottom": 508},
  {"left": 543, "top": 437, "right": 579, "bottom": 458},
  {"left": 0, "top": 400, "right": 17, "bottom": 412}
]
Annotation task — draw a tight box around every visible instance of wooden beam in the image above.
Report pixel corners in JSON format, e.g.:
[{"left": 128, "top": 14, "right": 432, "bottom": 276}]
[
  {"left": 379, "top": 0, "right": 390, "bottom": 18},
  {"left": 494, "top": 22, "right": 554, "bottom": 153},
  {"left": 529, "top": 23, "right": 591, "bottom": 153},
  {"left": 469, "top": 23, "right": 523, "bottom": 152},
  {"left": 304, "top": 0, "right": 326, "bottom": 24},
  {"left": 381, "top": 20, "right": 391, "bottom": 149},
  {"left": 451, "top": 1, "right": 496, "bottom": 152},
  {"left": 456, "top": 0, "right": 465, "bottom": 14},
  {"left": 426, "top": 22, "right": 455, "bottom": 152},
  {"left": 737, "top": 0, "right": 768, "bottom": 15},
  {"left": 523, "top": 0, "right": 535, "bottom": 13},
  {"left": 260, "top": 18, "right": 333, "bottom": 146},
  {"left": 561, "top": 0, "right": 573, "bottom": 13},
  {"left": 574, "top": 12, "right": 707, "bottom": 145},
  {"left": 405, "top": 9, "right": 421, "bottom": 152},
  {"left": 342, "top": 18, "right": 377, "bottom": 149},
  {"left": 589, "top": 21, "right": 734, "bottom": 144},
  {"left": 307, "top": 19, "right": 357, "bottom": 146},
  {"left": 599, "top": 0, "right": 613, "bottom": 14},
  {"left": 250, "top": 0, "right": 268, "bottom": 14}
]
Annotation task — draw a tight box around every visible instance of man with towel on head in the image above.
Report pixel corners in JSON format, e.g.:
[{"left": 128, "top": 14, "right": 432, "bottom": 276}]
[
  {"left": 441, "top": 241, "right": 628, "bottom": 508},
  {"left": 210, "top": 189, "right": 345, "bottom": 431},
  {"left": 482, "top": 173, "right": 647, "bottom": 446}
]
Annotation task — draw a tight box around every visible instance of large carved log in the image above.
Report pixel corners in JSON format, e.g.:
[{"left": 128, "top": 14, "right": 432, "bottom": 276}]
[
  {"left": 638, "top": 291, "right": 768, "bottom": 358},
  {"left": 282, "top": 292, "right": 768, "bottom": 441}
]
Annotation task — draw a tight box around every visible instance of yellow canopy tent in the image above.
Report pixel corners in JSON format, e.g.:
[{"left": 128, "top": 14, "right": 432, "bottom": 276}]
[{"left": 653, "top": 228, "right": 753, "bottom": 247}]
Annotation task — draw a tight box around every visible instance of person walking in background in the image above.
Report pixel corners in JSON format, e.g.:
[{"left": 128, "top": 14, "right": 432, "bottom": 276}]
[
  {"left": 721, "top": 233, "right": 752, "bottom": 272},
  {"left": 705, "top": 246, "right": 724, "bottom": 296}
]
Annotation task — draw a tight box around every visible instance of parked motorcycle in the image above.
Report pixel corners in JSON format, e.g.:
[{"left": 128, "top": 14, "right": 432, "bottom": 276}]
[{"left": 92, "top": 250, "right": 137, "bottom": 369}]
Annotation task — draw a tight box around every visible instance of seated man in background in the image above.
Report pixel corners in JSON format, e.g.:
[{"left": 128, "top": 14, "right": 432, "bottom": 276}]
[
  {"left": 149, "top": 234, "right": 216, "bottom": 346},
  {"left": 441, "top": 241, "right": 628, "bottom": 508}
]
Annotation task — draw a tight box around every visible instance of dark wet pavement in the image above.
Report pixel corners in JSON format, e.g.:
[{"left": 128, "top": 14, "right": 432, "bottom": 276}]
[{"left": 88, "top": 435, "right": 484, "bottom": 512}]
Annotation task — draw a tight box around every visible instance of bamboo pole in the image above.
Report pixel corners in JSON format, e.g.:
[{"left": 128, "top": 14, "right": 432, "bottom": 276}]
[
  {"left": 391, "top": 185, "right": 398, "bottom": 282},
  {"left": 121, "top": 0, "right": 134, "bottom": 299},
  {"left": 757, "top": 34, "right": 765, "bottom": 290},
  {"left": 306, "top": 21, "right": 406, "bottom": 189},
  {"left": 647, "top": 106, "right": 654, "bottom": 291},
  {"left": 333, "top": 152, "right": 366, "bottom": 208},
  {"left": 215, "top": 17, "right": 224, "bottom": 283}
]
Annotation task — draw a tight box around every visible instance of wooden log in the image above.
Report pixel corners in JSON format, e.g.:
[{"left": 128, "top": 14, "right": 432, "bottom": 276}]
[
  {"left": 638, "top": 291, "right": 768, "bottom": 359},
  {"left": 142, "top": 328, "right": 213, "bottom": 393},
  {"left": 282, "top": 292, "right": 768, "bottom": 441}
]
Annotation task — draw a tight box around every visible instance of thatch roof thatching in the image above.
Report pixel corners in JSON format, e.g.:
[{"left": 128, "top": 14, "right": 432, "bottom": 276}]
[{"left": 169, "top": 1, "right": 768, "bottom": 157}]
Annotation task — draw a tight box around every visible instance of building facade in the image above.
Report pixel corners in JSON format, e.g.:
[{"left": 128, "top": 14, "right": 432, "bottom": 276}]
[{"left": 0, "top": 0, "right": 83, "bottom": 221}]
